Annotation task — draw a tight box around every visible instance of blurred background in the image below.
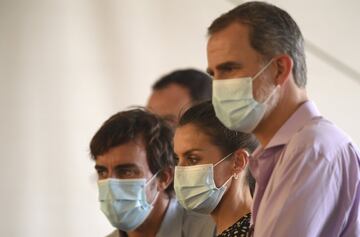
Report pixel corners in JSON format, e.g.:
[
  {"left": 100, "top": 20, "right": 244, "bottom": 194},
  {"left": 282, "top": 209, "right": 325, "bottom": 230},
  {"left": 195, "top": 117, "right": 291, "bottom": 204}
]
[{"left": 0, "top": 0, "right": 359, "bottom": 236}]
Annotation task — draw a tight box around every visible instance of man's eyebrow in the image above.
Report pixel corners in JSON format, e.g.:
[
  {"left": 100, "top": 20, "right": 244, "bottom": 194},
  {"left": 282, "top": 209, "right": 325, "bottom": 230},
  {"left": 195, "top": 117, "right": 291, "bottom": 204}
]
[
  {"left": 94, "top": 164, "right": 106, "bottom": 170},
  {"left": 113, "top": 163, "right": 138, "bottom": 170},
  {"left": 94, "top": 163, "right": 138, "bottom": 170},
  {"left": 216, "top": 61, "right": 243, "bottom": 71},
  {"left": 207, "top": 61, "right": 243, "bottom": 77}
]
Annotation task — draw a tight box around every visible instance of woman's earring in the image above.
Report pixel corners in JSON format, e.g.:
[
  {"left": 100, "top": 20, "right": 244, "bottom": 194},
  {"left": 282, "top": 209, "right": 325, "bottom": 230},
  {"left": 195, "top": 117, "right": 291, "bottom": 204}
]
[{"left": 233, "top": 172, "right": 239, "bottom": 180}]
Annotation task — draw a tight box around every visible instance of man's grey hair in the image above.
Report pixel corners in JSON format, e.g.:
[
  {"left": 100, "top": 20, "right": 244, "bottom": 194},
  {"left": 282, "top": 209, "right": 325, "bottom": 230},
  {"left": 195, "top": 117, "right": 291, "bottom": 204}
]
[{"left": 208, "top": 1, "right": 307, "bottom": 88}]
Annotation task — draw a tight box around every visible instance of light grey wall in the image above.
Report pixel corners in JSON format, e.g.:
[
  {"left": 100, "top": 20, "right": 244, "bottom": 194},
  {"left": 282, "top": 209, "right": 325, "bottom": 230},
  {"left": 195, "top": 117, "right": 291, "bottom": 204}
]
[
  {"left": 274, "top": 0, "right": 360, "bottom": 144},
  {"left": 0, "top": 0, "right": 359, "bottom": 236}
]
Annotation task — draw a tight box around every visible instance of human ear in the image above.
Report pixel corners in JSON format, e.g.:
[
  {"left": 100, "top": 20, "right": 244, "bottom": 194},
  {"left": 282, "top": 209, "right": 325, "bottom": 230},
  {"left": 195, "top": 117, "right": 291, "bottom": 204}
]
[
  {"left": 273, "top": 54, "right": 293, "bottom": 86},
  {"left": 232, "top": 149, "right": 249, "bottom": 177},
  {"left": 156, "top": 167, "right": 174, "bottom": 191}
]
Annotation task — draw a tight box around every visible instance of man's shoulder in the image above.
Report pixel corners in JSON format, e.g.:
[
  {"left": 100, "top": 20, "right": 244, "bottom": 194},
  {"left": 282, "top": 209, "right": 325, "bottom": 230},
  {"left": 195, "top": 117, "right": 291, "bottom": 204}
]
[{"left": 288, "top": 117, "right": 352, "bottom": 158}]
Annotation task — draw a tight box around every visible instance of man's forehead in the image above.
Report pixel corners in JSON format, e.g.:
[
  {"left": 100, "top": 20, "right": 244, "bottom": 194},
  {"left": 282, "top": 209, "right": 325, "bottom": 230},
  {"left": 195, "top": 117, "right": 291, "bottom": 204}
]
[
  {"left": 96, "top": 140, "right": 147, "bottom": 164},
  {"left": 208, "top": 23, "right": 250, "bottom": 52},
  {"left": 207, "top": 36, "right": 234, "bottom": 57},
  {"left": 151, "top": 83, "right": 191, "bottom": 101},
  {"left": 147, "top": 84, "right": 192, "bottom": 117},
  {"left": 207, "top": 23, "right": 261, "bottom": 70}
]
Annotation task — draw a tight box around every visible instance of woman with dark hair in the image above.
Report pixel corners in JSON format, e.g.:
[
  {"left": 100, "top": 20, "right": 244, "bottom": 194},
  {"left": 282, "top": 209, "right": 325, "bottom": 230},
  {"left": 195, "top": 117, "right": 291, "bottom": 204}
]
[{"left": 173, "top": 101, "right": 258, "bottom": 237}]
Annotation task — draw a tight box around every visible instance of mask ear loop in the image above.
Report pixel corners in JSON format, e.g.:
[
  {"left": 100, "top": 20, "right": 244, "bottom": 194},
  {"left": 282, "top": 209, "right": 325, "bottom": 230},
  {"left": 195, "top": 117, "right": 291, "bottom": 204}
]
[
  {"left": 145, "top": 170, "right": 161, "bottom": 185},
  {"left": 213, "top": 152, "right": 235, "bottom": 189},
  {"left": 220, "top": 171, "right": 236, "bottom": 189},
  {"left": 214, "top": 152, "right": 234, "bottom": 167},
  {"left": 149, "top": 191, "right": 160, "bottom": 205},
  {"left": 252, "top": 59, "right": 274, "bottom": 80},
  {"left": 145, "top": 171, "right": 161, "bottom": 205}
]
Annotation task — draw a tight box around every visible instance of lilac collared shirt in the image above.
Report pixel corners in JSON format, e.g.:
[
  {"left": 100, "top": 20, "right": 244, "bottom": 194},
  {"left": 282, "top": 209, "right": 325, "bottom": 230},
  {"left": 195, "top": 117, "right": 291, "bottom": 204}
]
[{"left": 250, "top": 101, "right": 360, "bottom": 237}]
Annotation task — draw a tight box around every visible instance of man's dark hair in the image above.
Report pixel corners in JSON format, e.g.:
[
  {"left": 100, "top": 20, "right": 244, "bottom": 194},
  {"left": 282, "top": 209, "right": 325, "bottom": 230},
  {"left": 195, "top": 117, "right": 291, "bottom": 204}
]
[
  {"left": 152, "top": 69, "right": 212, "bottom": 102},
  {"left": 90, "top": 108, "right": 175, "bottom": 195},
  {"left": 208, "top": 1, "right": 307, "bottom": 88},
  {"left": 178, "top": 101, "right": 258, "bottom": 195}
]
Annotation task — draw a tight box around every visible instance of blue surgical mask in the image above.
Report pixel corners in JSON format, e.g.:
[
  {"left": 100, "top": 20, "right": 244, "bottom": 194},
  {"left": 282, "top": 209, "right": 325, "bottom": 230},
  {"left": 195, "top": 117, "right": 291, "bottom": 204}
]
[
  {"left": 98, "top": 174, "right": 159, "bottom": 231},
  {"left": 174, "top": 153, "right": 234, "bottom": 214},
  {"left": 212, "top": 59, "right": 278, "bottom": 133}
]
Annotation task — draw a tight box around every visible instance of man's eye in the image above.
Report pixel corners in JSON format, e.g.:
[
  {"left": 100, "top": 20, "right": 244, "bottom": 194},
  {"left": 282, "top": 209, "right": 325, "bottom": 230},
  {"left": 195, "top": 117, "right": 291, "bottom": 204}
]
[
  {"left": 96, "top": 170, "right": 107, "bottom": 179},
  {"left": 117, "top": 169, "right": 137, "bottom": 179},
  {"left": 220, "top": 66, "right": 236, "bottom": 73},
  {"left": 224, "top": 67, "right": 234, "bottom": 72},
  {"left": 124, "top": 170, "right": 135, "bottom": 176}
]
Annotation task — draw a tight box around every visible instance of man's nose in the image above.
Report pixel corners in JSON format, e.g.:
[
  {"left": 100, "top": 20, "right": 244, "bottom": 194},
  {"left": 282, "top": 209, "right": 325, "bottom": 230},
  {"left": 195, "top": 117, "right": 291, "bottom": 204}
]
[{"left": 107, "top": 170, "right": 118, "bottom": 179}]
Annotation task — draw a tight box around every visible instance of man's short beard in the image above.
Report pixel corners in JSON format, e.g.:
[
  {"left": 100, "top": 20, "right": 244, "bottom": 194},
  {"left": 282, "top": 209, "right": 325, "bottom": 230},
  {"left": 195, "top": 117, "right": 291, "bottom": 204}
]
[{"left": 254, "top": 75, "right": 280, "bottom": 121}]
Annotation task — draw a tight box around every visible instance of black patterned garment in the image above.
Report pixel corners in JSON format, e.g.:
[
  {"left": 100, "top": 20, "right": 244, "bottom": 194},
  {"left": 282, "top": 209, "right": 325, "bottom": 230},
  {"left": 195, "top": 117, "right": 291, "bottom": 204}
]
[{"left": 217, "top": 213, "right": 251, "bottom": 237}]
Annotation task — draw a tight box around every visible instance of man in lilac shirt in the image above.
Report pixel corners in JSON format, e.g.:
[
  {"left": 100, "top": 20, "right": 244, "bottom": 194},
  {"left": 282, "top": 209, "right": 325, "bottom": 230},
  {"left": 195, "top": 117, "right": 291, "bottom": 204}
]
[{"left": 206, "top": 1, "right": 359, "bottom": 236}]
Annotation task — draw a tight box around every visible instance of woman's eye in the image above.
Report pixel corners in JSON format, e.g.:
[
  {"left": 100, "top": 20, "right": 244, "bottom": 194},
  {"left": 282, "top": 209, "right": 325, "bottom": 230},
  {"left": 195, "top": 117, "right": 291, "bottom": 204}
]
[{"left": 188, "top": 156, "right": 200, "bottom": 165}]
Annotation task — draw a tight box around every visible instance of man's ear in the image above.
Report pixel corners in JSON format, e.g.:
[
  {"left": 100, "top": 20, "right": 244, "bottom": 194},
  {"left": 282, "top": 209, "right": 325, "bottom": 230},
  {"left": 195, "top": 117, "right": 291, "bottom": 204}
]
[
  {"left": 232, "top": 149, "right": 249, "bottom": 175},
  {"left": 157, "top": 167, "right": 174, "bottom": 192},
  {"left": 273, "top": 54, "right": 293, "bottom": 86}
]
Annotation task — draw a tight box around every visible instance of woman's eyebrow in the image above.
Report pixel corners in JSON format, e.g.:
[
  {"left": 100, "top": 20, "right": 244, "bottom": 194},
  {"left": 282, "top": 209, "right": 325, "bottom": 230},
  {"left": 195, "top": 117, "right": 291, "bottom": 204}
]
[{"left": 183, "top": 148, "right": 204, "bottom": 156}]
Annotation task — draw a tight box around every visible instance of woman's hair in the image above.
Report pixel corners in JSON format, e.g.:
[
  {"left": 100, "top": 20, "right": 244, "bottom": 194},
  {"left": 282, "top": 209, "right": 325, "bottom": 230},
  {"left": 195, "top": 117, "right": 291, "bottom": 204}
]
[{"left": 178, "top": 100, "right": 259, "bottom": 195}]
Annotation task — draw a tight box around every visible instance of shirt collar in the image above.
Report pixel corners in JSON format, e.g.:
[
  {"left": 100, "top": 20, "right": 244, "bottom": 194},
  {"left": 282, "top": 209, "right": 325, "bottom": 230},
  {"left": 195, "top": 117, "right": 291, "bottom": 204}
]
[
  {"left": 118, "top": 198, "right": 180, "bottom": 237},
  {"left": 156, "top": 198, "right": 182, "bottom": 237},
  {"left": 265, "top": 100, "right": 321, "bottom": 149}
]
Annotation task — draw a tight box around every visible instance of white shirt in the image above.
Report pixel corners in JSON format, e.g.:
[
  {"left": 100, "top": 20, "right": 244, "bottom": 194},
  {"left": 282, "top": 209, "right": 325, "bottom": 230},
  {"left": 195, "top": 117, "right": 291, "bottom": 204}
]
[{"left": 106, "top": 198, "right": 216, "bottom": 237}]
